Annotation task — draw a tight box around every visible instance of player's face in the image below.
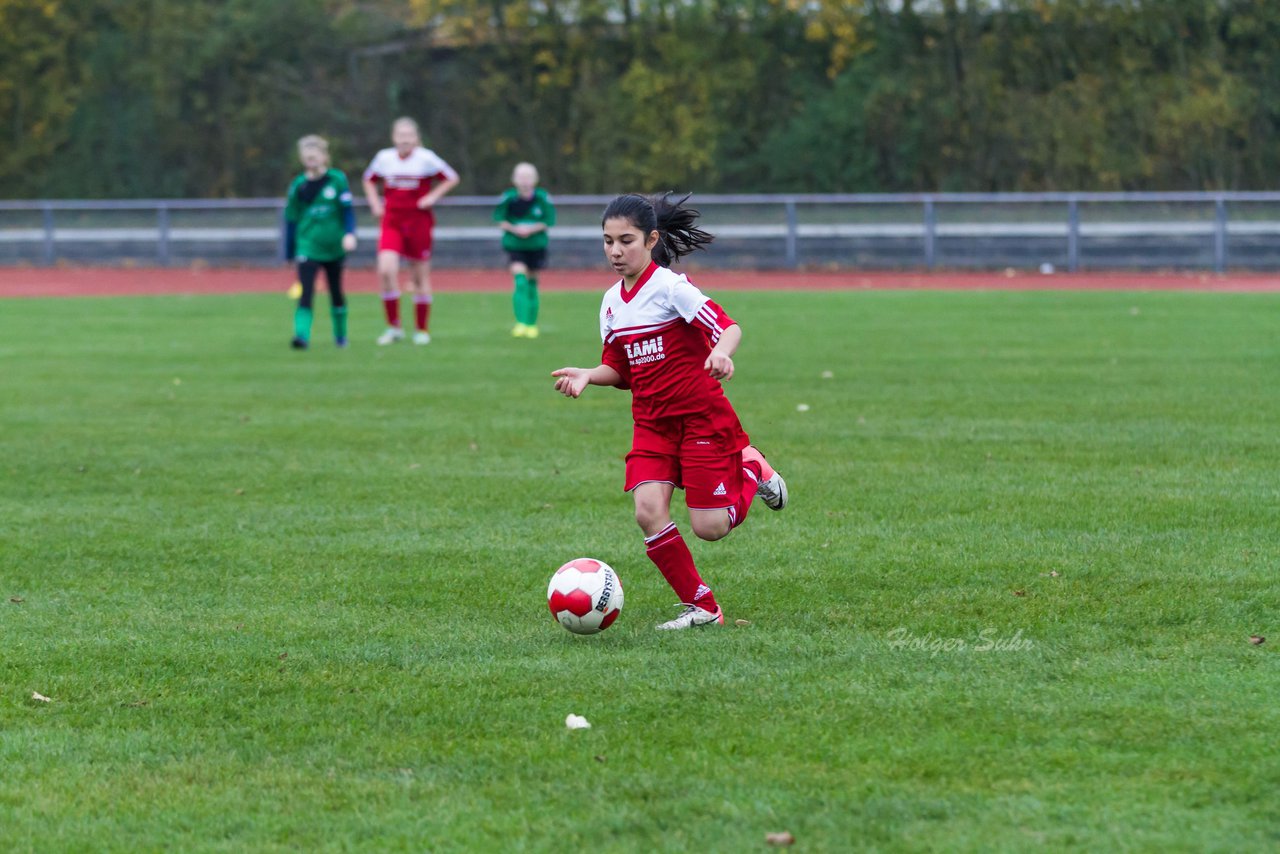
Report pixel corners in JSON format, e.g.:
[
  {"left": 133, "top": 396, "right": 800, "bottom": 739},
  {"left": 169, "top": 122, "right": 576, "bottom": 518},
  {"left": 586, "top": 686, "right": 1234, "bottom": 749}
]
[
  {"left": 603, "top": 217, "right": 658, "bottom": 280},
  {"left": 513, "top": 165, "right": 538, "bottom": 196},
  {"left": 300, "top": 149, "right": 326, "bottom": 175},
  {"left": 392, "top": 124, "right": 419, "bottom": 156}
]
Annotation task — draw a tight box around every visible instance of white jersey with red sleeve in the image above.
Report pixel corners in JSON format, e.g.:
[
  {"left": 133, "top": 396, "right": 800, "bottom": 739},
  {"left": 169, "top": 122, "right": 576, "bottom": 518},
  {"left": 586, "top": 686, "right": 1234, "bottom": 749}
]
[
  {"left": 363, "top": 146, "right": 458, "bottom": 216},
  {"left": 599, "top": 261, "right": 742, "bottom": 424}
]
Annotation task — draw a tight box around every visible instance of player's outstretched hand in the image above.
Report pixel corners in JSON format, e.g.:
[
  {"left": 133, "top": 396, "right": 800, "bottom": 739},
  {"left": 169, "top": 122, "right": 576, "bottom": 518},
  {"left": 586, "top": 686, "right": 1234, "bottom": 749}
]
[
  {"left": 342, "top": 233, "right": 357, "bottom": 252},
  {"left": 417, "top": 197, "right": 434, "bottom": 210},
  {"left": 705, "top": 352, "right": 735, "bottom": 381},
  {"left": 551, "top": 368, "right": 590, "bottom": 399}
]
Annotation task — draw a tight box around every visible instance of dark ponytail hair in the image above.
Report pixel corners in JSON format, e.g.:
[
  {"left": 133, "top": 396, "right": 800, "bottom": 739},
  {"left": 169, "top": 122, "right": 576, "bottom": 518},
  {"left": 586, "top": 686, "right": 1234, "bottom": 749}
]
[{"left": 601, "top": 192, "right": 714, "bottom": 266}]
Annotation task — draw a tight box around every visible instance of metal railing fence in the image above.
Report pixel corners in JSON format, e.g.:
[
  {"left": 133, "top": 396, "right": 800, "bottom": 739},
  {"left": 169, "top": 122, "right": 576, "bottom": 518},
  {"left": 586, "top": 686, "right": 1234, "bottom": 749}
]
[{"left": 3, "top": 192, "right": 1280, "bottom": 271}]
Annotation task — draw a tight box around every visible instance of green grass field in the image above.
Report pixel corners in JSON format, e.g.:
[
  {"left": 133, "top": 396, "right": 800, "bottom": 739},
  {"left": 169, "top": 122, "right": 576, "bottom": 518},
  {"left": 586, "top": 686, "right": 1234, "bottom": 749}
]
[{"left": 2, "top": 288, "right": 1278, "bottom": 851}]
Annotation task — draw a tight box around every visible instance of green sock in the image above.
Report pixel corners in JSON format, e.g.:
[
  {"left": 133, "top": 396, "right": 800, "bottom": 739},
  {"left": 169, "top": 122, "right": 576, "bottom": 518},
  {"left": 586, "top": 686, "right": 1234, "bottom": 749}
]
[
  {"left": 331, "top": 305, "right": 348, "bottom": 341},
  {"left": 293, "top": 306, "right": 313, "bottom": 341},
  {"left": 527, "top": 276, "right": 539, "bottom": 326},
  {"left": 513, "top": 272, "right": 530, "bottom": 324}
]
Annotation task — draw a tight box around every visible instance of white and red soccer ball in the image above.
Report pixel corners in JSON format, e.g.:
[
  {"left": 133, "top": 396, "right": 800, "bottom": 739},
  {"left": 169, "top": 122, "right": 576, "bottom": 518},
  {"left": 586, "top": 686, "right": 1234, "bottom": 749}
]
[{"left": 547, "top": 558, "right": 624, "bottom": 634}]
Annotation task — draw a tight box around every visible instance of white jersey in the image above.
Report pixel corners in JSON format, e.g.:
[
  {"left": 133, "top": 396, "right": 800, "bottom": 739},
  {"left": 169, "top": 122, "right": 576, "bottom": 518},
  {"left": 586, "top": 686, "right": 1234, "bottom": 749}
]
[
  {"left": 363, "top": 146, "right": 458, "bottom": 214},
  {"left": 598, "top": 262, "right": 736, "bottom": 421},
  {"left": 599, "top": 263, "right": 725, "bottom": 346}
]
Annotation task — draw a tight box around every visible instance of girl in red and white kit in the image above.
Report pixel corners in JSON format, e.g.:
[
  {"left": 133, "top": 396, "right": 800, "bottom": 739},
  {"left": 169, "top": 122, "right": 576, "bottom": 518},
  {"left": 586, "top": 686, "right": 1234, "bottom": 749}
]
[
  {"left": 362, "top": 117, "right": 460, "bottom": 345},
  {"left": 552, "top": 193, "right": 788, "bottom": 630}
]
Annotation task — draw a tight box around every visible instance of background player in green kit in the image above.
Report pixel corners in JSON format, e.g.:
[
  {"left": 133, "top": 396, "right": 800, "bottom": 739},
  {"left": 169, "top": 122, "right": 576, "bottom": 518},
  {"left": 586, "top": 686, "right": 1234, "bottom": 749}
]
[
  {"left": 493, "top": 162, "right": 556, "bottom": 338},
  {"left": 284, "top": 135, "right": 358, "bottom": 349}
]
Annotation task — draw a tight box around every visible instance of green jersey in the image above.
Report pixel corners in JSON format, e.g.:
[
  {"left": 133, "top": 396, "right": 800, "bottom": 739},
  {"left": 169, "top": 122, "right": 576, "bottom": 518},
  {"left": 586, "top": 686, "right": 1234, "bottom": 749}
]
[
  {"left": 493, "top": 187, "right": 556, "bottom": 252},
  {"left": 284, "top": 169, "right": 355, "bottom": 262}
]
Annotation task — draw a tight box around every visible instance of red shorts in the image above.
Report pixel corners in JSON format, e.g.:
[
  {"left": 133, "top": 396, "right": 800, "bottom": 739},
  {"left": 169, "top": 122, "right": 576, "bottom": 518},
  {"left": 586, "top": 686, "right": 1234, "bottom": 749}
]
[
  {"left": 378, "top": 213, "right": 434, "bottom": 260},
  {"left": 624, "top": 411, "right": 749, "bottom": 510}
]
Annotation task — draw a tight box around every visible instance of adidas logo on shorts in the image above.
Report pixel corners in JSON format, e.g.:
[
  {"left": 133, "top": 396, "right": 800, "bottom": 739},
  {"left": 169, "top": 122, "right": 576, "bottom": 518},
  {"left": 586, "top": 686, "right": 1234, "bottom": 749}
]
[{"left": 713, "top": 483, "right": 727, "bottom": 496}]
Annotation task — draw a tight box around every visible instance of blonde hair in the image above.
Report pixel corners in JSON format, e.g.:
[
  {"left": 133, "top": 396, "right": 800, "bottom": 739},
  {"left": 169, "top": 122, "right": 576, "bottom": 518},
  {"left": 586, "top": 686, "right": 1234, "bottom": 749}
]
[
  {"left": 513, "top": 162, "right": 539, "bottom": 184},
  {"left": 297, "top": 134, "right": 330, "bottom": 164},
  {"left": 392, "top": 117, "right": 420, "bottom": 136}
]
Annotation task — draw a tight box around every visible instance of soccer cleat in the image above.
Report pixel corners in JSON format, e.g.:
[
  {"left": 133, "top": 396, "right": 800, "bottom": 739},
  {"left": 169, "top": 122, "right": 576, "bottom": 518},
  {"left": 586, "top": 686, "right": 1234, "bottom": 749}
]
[
  {"left": 524, "top": 325, "right": 539, "bottom": 339},
  {"left": 290, "top": 336, "right": 308, "bottom": 350},
  {"left": 413, "top": 331, "right": 431, "bottom": 345},
  {"left": 742, "top": 445, "right": 788, "bottom": 510},
  {"left": 377, "top": 326, "right": 405, "bottom": 346},
  {"left": 335, "top": 337, "right": 348, "bottom": 349},
  {"left": 655, "top": 602, "right": 724, "bottom": 631},
  {"left": 511, "top": 323, "right": 529, "bottom": 337}
]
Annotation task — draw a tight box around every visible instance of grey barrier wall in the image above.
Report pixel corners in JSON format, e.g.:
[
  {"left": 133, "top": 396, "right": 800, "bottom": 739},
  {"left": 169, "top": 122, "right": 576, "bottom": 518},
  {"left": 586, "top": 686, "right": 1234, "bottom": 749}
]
[{"left": 3, "top": 193, "right": 1280, "bottom": 272}]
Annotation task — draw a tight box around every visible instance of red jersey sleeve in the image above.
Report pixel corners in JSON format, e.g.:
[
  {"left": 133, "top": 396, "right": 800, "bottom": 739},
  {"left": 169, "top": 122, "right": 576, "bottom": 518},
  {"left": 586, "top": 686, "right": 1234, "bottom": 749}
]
[
  {"left": 668, "top": 275, "right": 735, "bottom": 346},
  {"left": 601, "top": 341, "right": 632, "bottom": 390},
  {"left": 693, "top": 299, "right": 735, "bottom": 347}
]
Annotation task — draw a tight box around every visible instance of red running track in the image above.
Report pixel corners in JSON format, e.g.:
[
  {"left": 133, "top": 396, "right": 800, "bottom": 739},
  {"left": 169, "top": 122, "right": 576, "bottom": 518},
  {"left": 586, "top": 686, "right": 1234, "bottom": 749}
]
[{"left": 1, "top": 266, "right": 1279, "bottom": 298}]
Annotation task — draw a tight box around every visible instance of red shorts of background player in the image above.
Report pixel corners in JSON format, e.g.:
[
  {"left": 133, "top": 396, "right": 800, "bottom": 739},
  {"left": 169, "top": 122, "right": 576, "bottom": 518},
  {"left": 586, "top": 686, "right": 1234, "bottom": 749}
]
[
  {"left": 378, "top": 213, "right": 434, "bottom": 260},
  {"left": 624, "top": 410, "right": 749, "bottom": 510}
]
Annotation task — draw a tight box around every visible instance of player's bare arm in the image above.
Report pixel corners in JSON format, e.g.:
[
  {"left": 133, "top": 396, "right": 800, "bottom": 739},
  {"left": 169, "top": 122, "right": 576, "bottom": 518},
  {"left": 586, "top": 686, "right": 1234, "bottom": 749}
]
[
  {"left": 418, "top": 175, "right": 461, "bottom": 210},
  {"left": 704, "top": 323, "right": 741, "bottom": 380},
  {"left": 551, "top": 365, "right": 622, "bottom": 398},
  {"left": 362, "top": 178, "right": 384, "bottom": 219}
]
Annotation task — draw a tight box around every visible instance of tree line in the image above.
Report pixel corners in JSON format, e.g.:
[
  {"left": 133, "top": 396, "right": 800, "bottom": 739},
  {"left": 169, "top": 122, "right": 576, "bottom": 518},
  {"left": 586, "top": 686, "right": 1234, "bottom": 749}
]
[{"left": 2, "top": 0, "right": 1276, "bottom": 199}]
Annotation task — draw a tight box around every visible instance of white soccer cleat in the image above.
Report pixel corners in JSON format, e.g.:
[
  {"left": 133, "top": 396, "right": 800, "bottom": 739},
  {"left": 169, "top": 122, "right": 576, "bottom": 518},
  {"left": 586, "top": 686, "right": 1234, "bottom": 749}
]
[
  {"left": 412, "top": 331, "right": 431, "bottom": 345},
  {"left": 655, "top": 602, "right": 724, "bottom": 631},
  {"left": 757, "top": 470, "right": 788, "bottom": 510},
  {"left": 377, "top": 326, "right": 405, "bottom": 346},
  {"left": 742, "top": 445, "right": 788, "bottom": 510}
]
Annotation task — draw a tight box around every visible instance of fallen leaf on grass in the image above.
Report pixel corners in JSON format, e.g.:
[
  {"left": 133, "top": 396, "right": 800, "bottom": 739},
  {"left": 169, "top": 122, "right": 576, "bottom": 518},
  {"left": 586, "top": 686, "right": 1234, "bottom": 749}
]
[
  {"left": 9, "top": 597, "right": 23, "bottom": 604},
  {"left": 765, "top": 831, "right": 795, "bottom": 846},
  {"left": 594, "top": 755, "right": 606, "bottom": 763},
  {"left": 278, "top": 652, "right": 288, "bottom": 660},
  {"left": 565, "top": 713, "right": 591, "bottom": 730},
  {"left": 1049, "top": 570, "right": 1060, "bottom": 577},
  {"left": 1013, "top": 590, "right": 1027, "bottom": 597},
  {"left": 1249, "top": 635, "right": 1265, "bottom": 646},
  {"left": 31, "top": 692, "right": 51, "bottom": 703},
  {"left": 735, "top": 619, "right": 751, "bottom": 627},
  {"left": 125, "top": 699, "right": 149, "bottom": 708}
]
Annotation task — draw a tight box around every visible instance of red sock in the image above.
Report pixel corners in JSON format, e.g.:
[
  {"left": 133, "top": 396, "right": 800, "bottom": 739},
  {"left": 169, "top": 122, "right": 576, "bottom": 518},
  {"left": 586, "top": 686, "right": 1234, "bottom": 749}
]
[
  {"left": 415, "top": 295, "right": 432, "bottom": 331},
  {"left": 645, "top": 523, "right": 718, "bottom": 611},
  {"left": 383, "top": 293, "right": 401, "bottom": 327},
  {"left": 727, "top": 458, "right": 763, "bottom": 530}
]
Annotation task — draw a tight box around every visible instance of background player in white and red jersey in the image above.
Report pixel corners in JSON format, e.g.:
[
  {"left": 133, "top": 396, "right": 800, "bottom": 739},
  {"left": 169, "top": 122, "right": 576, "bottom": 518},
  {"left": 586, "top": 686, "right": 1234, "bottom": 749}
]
[
  {"left": 362, "top": 117, "right": 460, "bottom": 345},
  {"left": 551, "top": 193, "right": 789, "bottom": 631}
]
